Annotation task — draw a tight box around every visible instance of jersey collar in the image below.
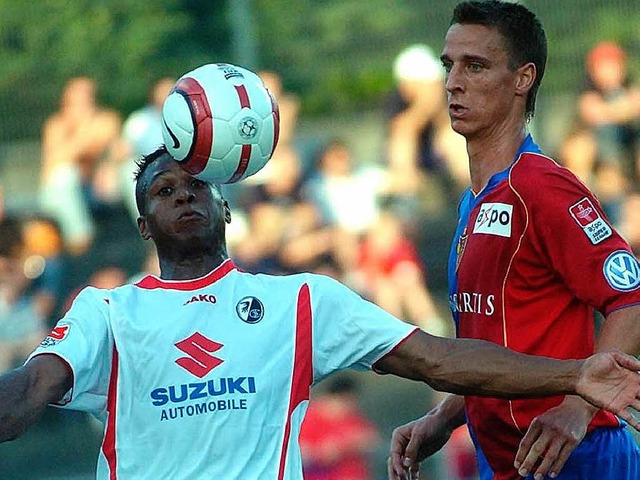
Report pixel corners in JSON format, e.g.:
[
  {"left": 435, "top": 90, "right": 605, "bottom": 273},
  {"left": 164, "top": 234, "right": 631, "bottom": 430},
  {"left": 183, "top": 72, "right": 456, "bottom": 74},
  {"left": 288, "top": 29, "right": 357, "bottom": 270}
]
[{"left": 135, "top": 259, "right": 237, "bottom": 290}]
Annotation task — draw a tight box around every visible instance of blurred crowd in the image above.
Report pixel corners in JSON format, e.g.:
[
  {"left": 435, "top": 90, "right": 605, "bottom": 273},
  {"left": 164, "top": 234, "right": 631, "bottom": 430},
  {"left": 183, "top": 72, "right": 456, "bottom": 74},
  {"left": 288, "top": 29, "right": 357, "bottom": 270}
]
[{"left": 0, "top": 39, "right": 639, "bottom": 479}]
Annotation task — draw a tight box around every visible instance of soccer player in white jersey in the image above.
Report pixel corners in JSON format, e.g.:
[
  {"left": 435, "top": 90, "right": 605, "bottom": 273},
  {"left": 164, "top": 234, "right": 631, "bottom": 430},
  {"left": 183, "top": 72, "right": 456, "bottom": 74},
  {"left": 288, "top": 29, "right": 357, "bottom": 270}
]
[{"left": 1, "top": 146, "right": 640, "bottom": 480}]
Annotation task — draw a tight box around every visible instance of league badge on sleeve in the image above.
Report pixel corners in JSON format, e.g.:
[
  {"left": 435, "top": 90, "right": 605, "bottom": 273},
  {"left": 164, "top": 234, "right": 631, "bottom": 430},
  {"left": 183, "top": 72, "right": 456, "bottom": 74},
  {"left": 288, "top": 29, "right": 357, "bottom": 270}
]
[
  {"left": 569, "top": 197, "right": 612, "bottom": 245},
  {"left": 40, "top": 324, "right": 70, "bottom": 347},
  {"left": 603, "top": 250, "right": 640, "bottom": 292}
]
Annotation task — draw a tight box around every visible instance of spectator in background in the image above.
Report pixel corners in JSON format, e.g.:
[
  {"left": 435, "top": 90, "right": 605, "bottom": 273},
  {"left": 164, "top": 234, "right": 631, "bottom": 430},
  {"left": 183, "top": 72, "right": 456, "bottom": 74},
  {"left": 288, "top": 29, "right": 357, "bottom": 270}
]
[
  {"left": 557, "top": 123, "right": 628, "bottom": 228},
  {"left": 233, "top": 145, "right": 333, "bottom": 275},
  {"left": 619, "top": 190, "right": 640, "bottom": 258},
  {"left": 0, "top": 217, "right": 49, "bottom": 372},
  {"left": 21, "top": 216, "right": 68, "bottom": 327},
  {"left": 303, "top": 139, "right": 386, "bottom": 280},
  {"left": 300, "top": 375, "right": 380, "bottom": 480},
  {"left": 61, "top": 264, "right": 127, "bottom": 315},
  {"left": 578, "top": 41, "right": 640, "bottom": 223},
  {"left": 121, "top": 77, "right": 175, "bottom": 221},
  {"left": 258, "top": 70, "right": 300, "bottom": 148},
  {"left": 40, "top": 77, "right": 127, "bottom": 255},
  {"left": 353, "top": 201, "right": 445, "bottom": 336},
  {"left": 0, "top": 185, "right": 4, "bottom": 224},
  {"left": 384, "top": 44, "right": 468, "bottom": 222}
]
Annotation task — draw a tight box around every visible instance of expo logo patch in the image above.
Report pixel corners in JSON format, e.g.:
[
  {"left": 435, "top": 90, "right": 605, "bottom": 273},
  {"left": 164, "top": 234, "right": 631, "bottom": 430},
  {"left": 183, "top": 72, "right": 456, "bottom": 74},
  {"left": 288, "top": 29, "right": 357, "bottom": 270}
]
[
  {"left": 603, "top": 251, "right": 640, "bottom": 292},
  {"left": 473, "top": 203, "right": 513, "bottom": 237},
  {"left": 569, "top": 197, "right": 612, "bottom": 245},
  {"left": 40, "top": 324, "right": 70, "bottom": 347}
]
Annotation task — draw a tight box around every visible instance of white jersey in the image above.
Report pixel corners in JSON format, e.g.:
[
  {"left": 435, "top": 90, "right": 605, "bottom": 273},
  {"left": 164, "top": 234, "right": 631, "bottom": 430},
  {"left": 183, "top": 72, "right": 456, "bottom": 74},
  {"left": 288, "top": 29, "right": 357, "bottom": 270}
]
[{"left": 29, "top": 260, "right": 416, "bottom": 480}]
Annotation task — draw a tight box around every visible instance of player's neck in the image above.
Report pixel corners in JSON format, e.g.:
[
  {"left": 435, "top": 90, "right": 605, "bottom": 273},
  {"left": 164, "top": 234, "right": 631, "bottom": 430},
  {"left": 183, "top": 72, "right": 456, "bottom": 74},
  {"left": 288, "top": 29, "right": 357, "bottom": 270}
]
[
  {"left": 467, "top": 125, "right": 527, "bottom": 194},
  {"left": 157, "top": 250, "right": 229, "bottom": 281}
]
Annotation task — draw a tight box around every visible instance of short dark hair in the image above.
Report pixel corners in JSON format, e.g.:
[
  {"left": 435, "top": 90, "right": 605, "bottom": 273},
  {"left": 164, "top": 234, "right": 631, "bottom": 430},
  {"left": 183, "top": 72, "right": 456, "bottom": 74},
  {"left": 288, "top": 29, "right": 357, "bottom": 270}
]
[
  {"left": 451, "top": 0, "right": 547, "bottom": 122},
  {"left": 133, "top": 145, "right": 172, "bottom": 215}
]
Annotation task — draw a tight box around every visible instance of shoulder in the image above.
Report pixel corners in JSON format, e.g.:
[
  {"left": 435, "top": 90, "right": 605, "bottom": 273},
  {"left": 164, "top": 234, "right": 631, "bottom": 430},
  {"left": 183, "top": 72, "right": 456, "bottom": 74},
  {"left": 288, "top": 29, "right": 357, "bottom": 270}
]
[
  {"left": 509, "top": 152, "right": 591, "bottom": 204},
  {"left": 67, "top": 286, "right": 113, "bottom": 311}
]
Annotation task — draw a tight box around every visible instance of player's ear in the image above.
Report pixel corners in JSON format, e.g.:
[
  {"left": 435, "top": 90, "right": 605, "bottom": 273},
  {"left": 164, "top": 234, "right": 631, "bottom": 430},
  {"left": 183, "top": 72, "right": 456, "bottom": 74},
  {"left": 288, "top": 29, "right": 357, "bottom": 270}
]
[
  {"left": 137, "top": 216, "right": 152, "bottom": 240},
  {"left": 223, "top": 200, "right": 231, "bottom": 224},
  {"left": 515, "top": 62, "right": 535, "bottom": 96}
]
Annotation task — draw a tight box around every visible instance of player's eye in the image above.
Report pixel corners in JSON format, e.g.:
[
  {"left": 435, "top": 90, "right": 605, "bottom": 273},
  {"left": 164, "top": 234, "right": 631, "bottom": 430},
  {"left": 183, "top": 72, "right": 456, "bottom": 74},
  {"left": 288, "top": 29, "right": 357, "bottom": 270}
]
[
  {"left": 468, "top": 62, "right": 483, "bottom": 72},
  {"left": 157, "top": 186, "right": 173, "bottom": 196},
  {"left": 442, "top": 61, "right": 452, "bottom": 73},
  {"left": 190, "top": 178, "right": 207, "bottom": 188}
]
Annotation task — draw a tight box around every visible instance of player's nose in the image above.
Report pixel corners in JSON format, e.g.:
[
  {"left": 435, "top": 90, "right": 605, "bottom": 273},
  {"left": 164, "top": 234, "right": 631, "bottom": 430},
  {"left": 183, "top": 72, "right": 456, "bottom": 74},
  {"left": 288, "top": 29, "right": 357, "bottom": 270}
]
[{"left": 175, "top": 185, "right": 197, "bottom": 204}]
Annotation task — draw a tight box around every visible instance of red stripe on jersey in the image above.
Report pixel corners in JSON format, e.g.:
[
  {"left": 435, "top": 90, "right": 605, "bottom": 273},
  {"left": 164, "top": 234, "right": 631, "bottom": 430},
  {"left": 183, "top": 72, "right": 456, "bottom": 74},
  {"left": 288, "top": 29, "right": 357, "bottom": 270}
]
[
  {"left": 234, "top": 84, "right": 251, "bottom": 109},
  {"left": 135, "top": 259, "right": 236, "bottom": 290},
  {"left": 277, "top": 283, "right": 313, "bottom": 480},
  {"left": 102, "top": 346, "right": 119, "bottom": 479},
  {"left": 174, "top": 77, "right": 213, "bottom": 175},
  {"left": 268, "top": 89, "right": 280, "bottom": 157},
  {"left": 226, "top": 144, "right": 252, "bottom": 183}
]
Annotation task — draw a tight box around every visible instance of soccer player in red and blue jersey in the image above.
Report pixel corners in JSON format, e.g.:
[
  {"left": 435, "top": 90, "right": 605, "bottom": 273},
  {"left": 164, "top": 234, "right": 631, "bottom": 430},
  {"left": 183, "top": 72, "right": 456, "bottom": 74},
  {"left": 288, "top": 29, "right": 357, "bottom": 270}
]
[{"left": 389, "top": 2, "right": 640, "bottom": 480}]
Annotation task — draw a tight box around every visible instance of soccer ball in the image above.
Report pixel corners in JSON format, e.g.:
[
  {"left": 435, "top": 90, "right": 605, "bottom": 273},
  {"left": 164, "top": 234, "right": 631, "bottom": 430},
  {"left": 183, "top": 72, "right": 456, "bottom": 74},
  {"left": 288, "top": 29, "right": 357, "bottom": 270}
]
[{"left": 161, "top": 63, "right": 280, "bottom": 184}]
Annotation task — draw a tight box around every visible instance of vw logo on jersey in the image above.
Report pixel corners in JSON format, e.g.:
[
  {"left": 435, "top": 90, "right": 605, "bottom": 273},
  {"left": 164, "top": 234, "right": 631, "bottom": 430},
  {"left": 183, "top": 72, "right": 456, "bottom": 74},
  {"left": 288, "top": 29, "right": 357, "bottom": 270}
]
[
  {"left": 235, "top": 296, "right": 264, "bottom": 324},
  {"left": 603, "top": 250, "right": 640, "bottom": 292}
]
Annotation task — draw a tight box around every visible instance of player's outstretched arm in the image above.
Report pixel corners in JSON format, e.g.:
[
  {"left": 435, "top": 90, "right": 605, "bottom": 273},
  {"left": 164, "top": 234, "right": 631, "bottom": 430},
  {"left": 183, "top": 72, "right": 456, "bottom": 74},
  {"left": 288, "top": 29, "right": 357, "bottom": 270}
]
[
  {"left": 0, "top": 354, "right": 72, "bottom": 442},
  {"left": 376, "top": 331, "right": 640, "bottom": 422}
]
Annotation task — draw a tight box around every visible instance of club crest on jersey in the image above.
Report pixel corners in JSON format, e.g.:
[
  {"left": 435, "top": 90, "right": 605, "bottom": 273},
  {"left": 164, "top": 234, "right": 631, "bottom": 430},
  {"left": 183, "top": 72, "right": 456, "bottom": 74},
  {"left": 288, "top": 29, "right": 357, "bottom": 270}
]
[
  {"left": 473, "top": 203, "right": 513, "bottom": 237},
  {"left": 569, "top": 197, "right": 612, "bottom": 245},
  {"left": 456, "top": 227, "right": 468, "bottom": 272},
  {"left": 235, "top": 296, "right": 264, "bottom": 324},
  {"left": 40, "top": 324, "right": 70, "bottom": 347},
  {"left": 603, "top": 250, "right": 640, "bottom": 292}
]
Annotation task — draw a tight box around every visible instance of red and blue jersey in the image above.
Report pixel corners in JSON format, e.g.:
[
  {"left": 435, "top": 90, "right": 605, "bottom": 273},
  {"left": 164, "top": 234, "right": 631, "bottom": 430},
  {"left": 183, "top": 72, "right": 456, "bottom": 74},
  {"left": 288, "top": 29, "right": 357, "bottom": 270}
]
[{"left": 447, "top": 135, "right": 640, "bottom": 479}]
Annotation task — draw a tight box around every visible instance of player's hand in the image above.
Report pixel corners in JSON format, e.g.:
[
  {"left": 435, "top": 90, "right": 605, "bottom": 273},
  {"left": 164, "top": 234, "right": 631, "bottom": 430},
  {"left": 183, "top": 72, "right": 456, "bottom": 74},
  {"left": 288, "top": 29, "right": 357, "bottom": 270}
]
[
  {"left": 576, "top": 350, "right": 640, "bottom": 430},
  {"left": 387, "top": 414, "right": 451, "bottom": 480},
  {"left": 514, "top": 396, "right": 595, "bottom": 479}
]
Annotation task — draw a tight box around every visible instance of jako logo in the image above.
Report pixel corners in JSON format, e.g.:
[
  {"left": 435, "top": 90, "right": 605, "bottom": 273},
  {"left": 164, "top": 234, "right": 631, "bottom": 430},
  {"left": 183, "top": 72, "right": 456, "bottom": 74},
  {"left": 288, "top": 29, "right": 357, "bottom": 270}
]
[
  {"left": 175, "top": 332, "right": 224, "bottom": 378},
  {"left": 184, "top": 294, "right": 217, "bottom": 306}
]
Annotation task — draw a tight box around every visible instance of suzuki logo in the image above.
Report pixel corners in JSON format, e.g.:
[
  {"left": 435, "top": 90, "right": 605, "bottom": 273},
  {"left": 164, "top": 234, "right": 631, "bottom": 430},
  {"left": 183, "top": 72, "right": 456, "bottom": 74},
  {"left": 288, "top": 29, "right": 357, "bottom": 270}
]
[{"left": 175, "top": 332, "right": 224, "bottom": 378}]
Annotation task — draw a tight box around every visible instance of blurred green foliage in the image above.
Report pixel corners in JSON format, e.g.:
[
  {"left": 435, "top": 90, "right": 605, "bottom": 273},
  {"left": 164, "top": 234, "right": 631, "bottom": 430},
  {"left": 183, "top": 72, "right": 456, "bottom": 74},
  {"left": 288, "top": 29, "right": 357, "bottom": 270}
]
[{"left": 0, "top": 0, "right": 638, "bottom": 142}]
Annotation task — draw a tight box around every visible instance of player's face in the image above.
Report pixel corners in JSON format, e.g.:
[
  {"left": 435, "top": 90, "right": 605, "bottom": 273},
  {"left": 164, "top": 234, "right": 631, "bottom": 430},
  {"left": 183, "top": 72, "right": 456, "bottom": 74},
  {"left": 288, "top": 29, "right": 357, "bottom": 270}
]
[
  {"left": 137, "top": 156, "right": 230, "bottom": 250},
  {"left": 440, "top": 23, "right": 530, "bottom": 140}
]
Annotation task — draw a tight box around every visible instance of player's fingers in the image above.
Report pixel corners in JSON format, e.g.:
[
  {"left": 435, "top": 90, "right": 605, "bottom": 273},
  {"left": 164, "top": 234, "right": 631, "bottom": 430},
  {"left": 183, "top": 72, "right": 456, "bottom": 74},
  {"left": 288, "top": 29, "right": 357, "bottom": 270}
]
[
  {"left": 617, "top": 408, "right": 640, "bottom": 432},
  {"left": 387, "top": 454, "right": 403, "bottom": 480},
  {"left": 532, "top": 439, "right": 564, "bottom": 480},
  {"left": 547, "top": 441, "right": 578, "bottom": 479},
  {"left": 514, "top": 421, "right": 541, "bottom": 468},
  {"left": 516, "top": 437, "right": 550, "bottom": 478},
  {"left": 614, "top": 351, "right": 640, "bottom": 371},
  {"left": 389, "top": 428, "right": 410, "bottom": 478},
  {"left": 388, "top": 451, "right": 406, "bottom": 479},
  {"left": 408, "top": 464, "right": 420, "bottom": 480},
  {"left": 399, "top": 433, "right": 424, "bottom": 478}
]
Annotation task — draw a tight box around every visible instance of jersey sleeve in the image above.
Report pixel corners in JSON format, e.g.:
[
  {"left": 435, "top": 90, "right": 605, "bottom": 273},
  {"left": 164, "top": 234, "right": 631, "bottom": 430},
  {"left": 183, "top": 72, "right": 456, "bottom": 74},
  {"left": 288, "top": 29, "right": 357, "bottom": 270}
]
[
  {"left": 524, "top": 167, "right": 640, "bottom": 314},
  {"left": 307, "top": 275, "right": 417, "bottom": 382},
  {"left": 27, "top": 287, "right": 113, "bottom": 417}
]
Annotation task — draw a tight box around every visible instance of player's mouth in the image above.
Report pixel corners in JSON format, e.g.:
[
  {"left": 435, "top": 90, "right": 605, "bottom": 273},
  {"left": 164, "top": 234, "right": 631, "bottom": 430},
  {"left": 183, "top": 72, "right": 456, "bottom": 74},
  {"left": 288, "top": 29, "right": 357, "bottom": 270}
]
[
  {"left": 178, "top": 210, "right": 206, "bottom": 221},
  {"left": 449, "top": 103, "right": 466, "bottom": 118}
]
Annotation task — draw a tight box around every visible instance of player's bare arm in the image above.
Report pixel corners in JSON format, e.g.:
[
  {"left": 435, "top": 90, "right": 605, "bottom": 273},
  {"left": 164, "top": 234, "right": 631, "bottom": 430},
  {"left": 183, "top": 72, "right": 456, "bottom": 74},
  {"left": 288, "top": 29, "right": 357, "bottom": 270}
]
[
  {"left": 0, "top": 354, "right": 72, "bottom": 442},
  {"left": 375, "top": 330, "right": 640, "bottom": 417},
  {"left": 515, "top": 304, "right": 640, "bottom": 479}
]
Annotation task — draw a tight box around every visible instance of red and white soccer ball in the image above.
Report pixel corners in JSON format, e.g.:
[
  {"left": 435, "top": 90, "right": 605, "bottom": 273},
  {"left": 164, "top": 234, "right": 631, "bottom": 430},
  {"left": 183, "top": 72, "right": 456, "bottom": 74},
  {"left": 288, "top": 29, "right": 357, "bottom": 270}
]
[{"left": 161, "top": 63, "right": 280, "bottom": 184}]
